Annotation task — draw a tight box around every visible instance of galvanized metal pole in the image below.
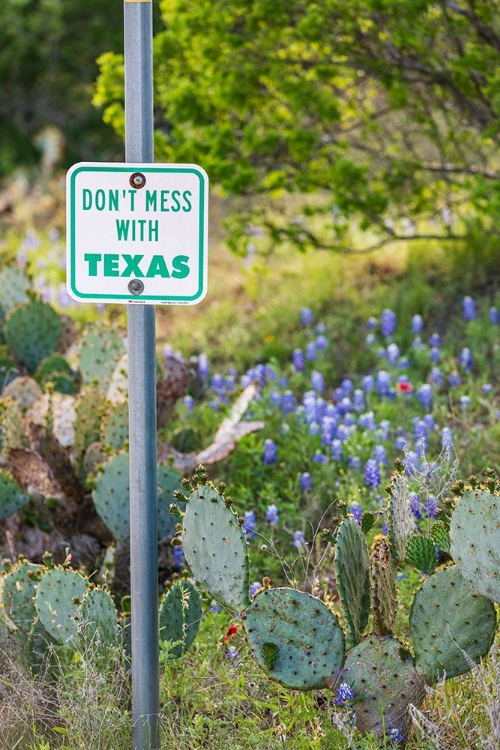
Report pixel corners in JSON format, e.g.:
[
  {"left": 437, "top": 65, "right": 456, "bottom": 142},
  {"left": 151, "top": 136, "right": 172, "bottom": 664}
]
[{"left": 123, "top": 2, "right": 159, "bottom": 749}]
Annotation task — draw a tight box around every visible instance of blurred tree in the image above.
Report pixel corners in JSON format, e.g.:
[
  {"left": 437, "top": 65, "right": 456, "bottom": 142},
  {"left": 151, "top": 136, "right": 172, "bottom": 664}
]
[
  {"left": 95, "top": 0, "right": 500, "bottom": 253},
  {"left": 0, "top": 0, "right": 135, "bottom": 175}
]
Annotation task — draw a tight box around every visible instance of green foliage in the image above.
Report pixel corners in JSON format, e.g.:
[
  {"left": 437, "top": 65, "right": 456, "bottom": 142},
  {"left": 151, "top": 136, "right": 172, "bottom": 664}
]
[{"left": 94, "top": 0, "right": 500, "bottom": 253}]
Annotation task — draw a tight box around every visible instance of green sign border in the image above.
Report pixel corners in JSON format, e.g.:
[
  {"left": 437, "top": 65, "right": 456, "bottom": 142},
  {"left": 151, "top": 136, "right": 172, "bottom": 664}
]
[{"left": 68, "top": 164, "right": 207, "bottom": 303}]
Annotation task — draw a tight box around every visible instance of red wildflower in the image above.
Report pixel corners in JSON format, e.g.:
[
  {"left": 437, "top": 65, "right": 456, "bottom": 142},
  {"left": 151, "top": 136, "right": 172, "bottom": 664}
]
[
  {"left": 224, "top": 623, "right": 239, "bottom": 642},
  {"left": 397, "top": 382, "right": 413, "bottom": 393}
]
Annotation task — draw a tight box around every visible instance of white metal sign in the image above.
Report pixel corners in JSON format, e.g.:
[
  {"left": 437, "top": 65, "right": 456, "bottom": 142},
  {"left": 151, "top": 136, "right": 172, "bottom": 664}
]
[{"left": 66, "top": 162, "right": 208, "bottom": 305}]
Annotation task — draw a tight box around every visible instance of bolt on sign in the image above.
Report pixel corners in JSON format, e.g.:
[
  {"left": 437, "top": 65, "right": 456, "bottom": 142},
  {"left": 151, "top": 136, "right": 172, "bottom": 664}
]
[{"left": 66, "top": 163, "right": 208, "bottom": 305}]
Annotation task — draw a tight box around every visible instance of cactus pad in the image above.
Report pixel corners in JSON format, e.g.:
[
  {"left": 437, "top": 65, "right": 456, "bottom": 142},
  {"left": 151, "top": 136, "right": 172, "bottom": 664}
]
[
  {"left": 159, "top": 580, "right": 202, "bottom": 657},
  {"left": 100, "top": 401, "right": 129, "bottom": 451},
  {"left": 182, "top": 484, "right": 250, "bottom": 613},
  {"left": 2, "top": 376, "right": 42, "bottom": 409},
  {"left": 0, "top": 266, "right": 30, "bottom": 311},
  {"left": 244, "top": 587, "right": 345, "bottom": 690},
  {"left": 0, "top": 469, "right": 30, "bottom": 520},
  {"left": 371, "top": 537, "right": 397, "bottom": 636},
  {"left": 34, "top": 354, "right": 78, "bottom": 395},
  {"left": 336, "top": 634, "right": 425, "bottom": 737},
  {"left": 92, "top": 453, "right": 130, "bottom": 541},
  {"left": 34, "top": 567, "right": 89, "bottom": 644},
  {"left": 79, "top": 324, "right": 126, "bottom": 392},
  {"left": 388, "top": 472, "right": 417, "bottom": 562},
  {"left": 335, "top": 517, "right": 371, "bottom": 647},
  {"left": 78, "top": 587, "right": 118, "bottom": 648},
  {"left": 4, "top": 300, "right": 61, "bottom": 373},
  {"left": 74, "top": 389, "right": 107, "bottom": 458},
  {"left": 405, "top": 534, "right": 437, "bottom": 575},
  {"left": 450, "top": 489, "right": 500, "bottom": 603},
  {"left": 157, "top": 465, "right": 184, "bottom": 538},
  {"left": 0, "top": 561, "right": 42, "bottom": 633},
  {"left": 410, "top": 564, "right": 497, "bottom": 683}
]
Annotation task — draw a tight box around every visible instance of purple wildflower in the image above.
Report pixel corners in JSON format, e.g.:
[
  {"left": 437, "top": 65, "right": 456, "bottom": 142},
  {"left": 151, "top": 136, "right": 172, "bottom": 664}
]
[
  {"left": 292, "top": 530, "right": 307, "bottom": 551},
  {"left": 209, "top": 601, "right": 222, "bottom": 613},
  {"left": 377, "top": 370, "right": 391, "bottom": 397},
  {"left": 292, "top": 348, "right": 305, "bottom": 372},
  {"left": 441, "top": 427, "right": 453, "bottom": 448},
  {"left": 316, "top": 334, "right": 328, "bottom": 350},
  {"left": 482, "top": 384, "right": 493, "bottom": 396},
  {"left": 358, "top": 411, "right": 376, "bottom": 430},
  {"left": 366, "top": 316, "right": 378, "bottom": 330},
  {"left": 489, "top": 306, "right": 499, "bottom": 324},
  {"left": 373, "top": 445, "right": 388, "bottom": 464},
  {"left": 364, "top": 458, "right": 381, "bottom": 489},
  {"left": 387, "top": 727, "right": 405, "bottom": 744},
  {"left": 300, "top": 472, "right": 313, "bottom": 492},
  {"left": 331, "top": 439, "right": 343, "bottom": 460},
  {"left": 262, "top": 439, "right": 278, "bottom": 465},
  {"left": 460, "top": 395, "right": 471, "bottom": 412},
  {"left": 242, "top": 511, "right": 257, "bottom": 540},
  {"left": 313, "top": 449, "right": 328, "bottom": 464},
  {"left": 183, "top": 395, "right": 195, "bottom": 411},
  {"left": 310, "top": 370, "right": 324, "bottom": 393},
  {"left": 381, "top": 309, "right": 396, "bottom": 337},
  {"left": 347, "top": 455, "right": 362, "bottom": 470},
  {"left": 361, "top": 374, "right": 375, "bottom": 393},
  {"left": 417, "top": 384, "right": 433, "bottom": 411},
  {"left": 349, "top": 502, "right": 362, "bottom": 524},
  {"left": 462, "top": 296, "right": 476, "bottom": 321},
  {"left": 353, "top": 389, "right": 365, "bottom": 412},
  {"left": 335, "top": 682, "right": 356, "bottom": 705},
  {"left": 448, "top": 371, "right": 461, "bottom": 387},
  {"left": 459, "top": 347, "right": 473, "bottom": 372},
  {"left": 387, "top": 343, "right": 400, "bottom": 365},
  {"left": 265, "top": 504, "right": 279, "bottom": 526},
  {"left": 412, "top": 314, "right": 424, "bottom": 334},
  {"left": 424, "top": 496, "right": 438, "bottom": 518},
  {"left": 428, "top": 333, "right": 441, "bottom": 348},
  {"left": 430, "top": 367, "right": 444, "bottom": 386},
  {"left": 306, "top": 342, "right": 318, "bottom": 362},
  {"left": 226, "top": 646, "right": 240, "bottom": 662},
  {"left": 250, "top": 581, "right": 262, "bottom": 598},
  {"left": 198, "top": 353, "right": 210, "bottom": 381},
  {"left": 300, "top": 307, "right": 314, "bottom": 326},
  {"left": 282, "top": 390, "right": 296, "bottom": 415},
  {"left": 430, "top": 346, "right": 441, "bottom": 364},
  {"left": 172, "top": 545, "right": 185, "bottom": 569}
]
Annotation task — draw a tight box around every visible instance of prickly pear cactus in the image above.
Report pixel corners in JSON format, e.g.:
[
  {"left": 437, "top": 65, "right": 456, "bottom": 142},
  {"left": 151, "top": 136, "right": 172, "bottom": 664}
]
[
  {"left": 4, "top": 300, "right": 62, "bottom": 373},
  {"left": 79, "top": 324, "right": 126, "bottom": 392},
  {"left": 0, "top": 560, "right": 42, "bottom": 633},
  {"left": 181, "top": 483, "right": 250, "bottom": 613},
  {"left": 34, "top": 354, "right": 79, "bottom": 395},
  {"left": 2, "top": 376, "right": 42, "bottom": 409},
  {"left": 100, "top": 401, "right": 129, "bottom": 451},
  {"left": 336, "top": 634, "right": 425, "bottom": 738},
  {"left": 24, "top": 617, "right": 57, "bottom": 675},
  {"left": 405, "top": 534, "right": 437, "bottom": 575},
  {"left": 244, "top": 587, "right": 345, "bottom": 690},
  {"left": 159, "top": 580, "right": 201, "bottom": 657},
  {"left": 73, "top": 389, "right": 107, "bottom": 459},
  {"left": 92, "top": 453, "right": 184, "bottom": 541},
  {"left": 410, "top": 564, "right": 497, "bottom": 683},
  {"left": 78, "top": 587, "right": 119, "bottom": 648},
  {"left": 0, "top": 266, "right": 30, "bottom": 311},
  {"left": 334, "top": 516, "right": 371, "bottom": 648},
  {"left": 0, "top": 469, "right": 30, "bottom": 520},
  {"left": 450, "top": 488, "right": 500, "bottom": 603},
  {"left": 371, "top": 536, "right": 397, "bottom": 637},
  {"left": 0, "top": 352, "right": 18, "bottom": 389},
  {"left": 0, "top": 398, "right": 28, "bottom": 455},
  {"left": 34, "top": 567, "right": 89, "bottom": 644},
  {"left": 387, "top": 472, "right": 417, "bottom": 562}
]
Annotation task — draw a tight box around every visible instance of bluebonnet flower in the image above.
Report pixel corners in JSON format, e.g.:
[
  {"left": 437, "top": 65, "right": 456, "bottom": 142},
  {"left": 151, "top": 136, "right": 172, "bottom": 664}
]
[
  {"left": 242, "top": 511, "right": 257, "bottom": 540},
  {"left": 198, "top": 353, "right": 210, "bottom": 381},
  {"left": 208, "top": 400, "right": 220, "bottom": 410},
  {"left": 394, "top": 436, "right": 406, "bottom": 451},
  {"left": 183, "top": 395, "right": 195, "bottom": 412},
  {"left": 398, "top": 357, "right": 410, "bottom": 369},
  {"left": 16, "top": 250, "right": 27, "bottom": 269},
  {"left": 423, "top": 414, "right": 435, "bottom": 431},
  {"left": 441, "top": 427, "right": 453, "bottom": 448},
  {"left": 364, "top": 459, "right": 381, "bottom": 489},
  {"left": 321, "top": 416, "right": 337, "bottom": 444},
  {"left": 172, "top": 545, "right": 185, "bottom": 569},
  {"left": 341, "top": 378, "right": 354, "bottom": 397},
  {"left": 262, "top": 439, "right": 278, "bottom": 465},
  {"left": 292, "top": 530, "right": 307, "bottom": 552},
  {"left": 428, "top": 333, "right": 441, "bottom": 348},
  {"left": 412, "top": 336, "right": 425, "bottom": 350},
  {"left": 482, "top": 384, "right": 493, "bottom": 396},
  {"left": 414, "top": 419, "right": 428, "bottom": 447},
  {"left": 460, "top": 395, "right": 471, "bottom": 412},
  {"left": 279, "top": 376, "right": 289, "bottom": 388},
  {"left": 397, "top": 573, "right": 408, "bottom": 581},
  {"left": 282, "top": 390, "right": 296, "bottom": 415},
  {"left": 353, "top": 389, "right": 365, "bottom": 412},
  {"left": 377, "top": 370, "right": 391, "bottom": 397},
  {"left": 337, "top": 424, "right": 353, "bottom": 442},
  {"left": 366, "top": 333, "right": 377, "bottom": 345},
  {"left": 335, "top": 682, "right": 356, "bottom": 705},
  {"left": 265, "top": 504, "right": 280, "bottom": 526},
  {"left": 316, "top": 323, "right": 326, "bottom": 333},
  {"left": 430, "top": 346, "right": 441, "bottom": 364},
  {"left": 316, "top": 334, "right": 328, "bottom": 350},
  {"left": 430, "top": 367, "right": 444, "bottom": 386},
  {"left": 340, "top": 397, "right": 353, "bottom": 415},
  {"left": 343, "top": 413, "right": 356, "bottom": 427},
  {"left": 309, "top": 422, "right": 320, "bottom": 436},
  {"left": 366, "top": 316, "right": 378, "bottom": 330},
  {"left": 209, "top": 601, "right": 222, "bottom": 613},
  {"left": 387, "top": 727, "right": 405, "bottom": 744},
  {"left": 300, "top": 307, "right": 314, "bottom": 326},
  {"left": 373, "top": 445, "right": 388, "bottom": 464},
  {"left": 331, "top": 440, "right": 343, "bottom": 460},
  {"left": 300, "top": 472, "right": 313, "bottom": 491},
  {"left": 377, "top": 347, "right": 387, "bottom": 360},
  {"left": 250, "top": 581, "right": 262, "bottom": 598},
  {"left": 292, "top": 348, "right": 305, "bottom": 372},
  {"left": 489, "top": 306, "right": 499, "bottom": 324},
  {"left": 313, "top": 449, "right": 328, "bottom": 464},
  {"left": 226, "top": 646, "right": 240, "bottom": 662},
  {"left": 381, "top": 309, "right": 396, "bottom": 337},
  {"left": 349, "top": 502, "right": 362, "bottom": 524},
  {"left": 378, "top": 420, "right": 391, "bottom": 441},
  {"left": 310, "top": 370, "right": 324, "bottom": 393},
  {"left": 417, "top": 384, "right": 433, "bottom": 411},
  {"left": 347, "top": 455, "right": 362, "bottom": 470},
  {"left": 462, "top": 296, "right": 476, "bottom": 321},
  {"left": 269, "top": 390, "right": 282, "bottom": 407},
  {"left": 404, "top": 451, "right": 420, "bottom": 473},
  {"left": 424, "top": 496, "right": 438, "bottom": 518},
  {"left": 459, "top": 347, "right": 473, "bottom": 372},
  {"left": 387, "top": 343, "right": 400, "bottom": 365},
  {"left": 448, "top": 371, "right": 461, "bottom": 387},
  {"left": 412, "top": 314, "right": 424, "bottom": 334},
  {"left": 333, "top": 387, "right": 344, "bottom": 402},
  {"left": 211, "top": 373, "right": 226, "bottom": 397},
  {"left": 306, "top": 342, "right": 317, "bottom": 361},
  {"left": 358, "top": 411, "right": 376, "bottom": 430},
  {"left": 361, "top": 374, "right": 375, "bottom": 393}
]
